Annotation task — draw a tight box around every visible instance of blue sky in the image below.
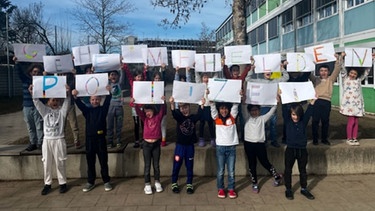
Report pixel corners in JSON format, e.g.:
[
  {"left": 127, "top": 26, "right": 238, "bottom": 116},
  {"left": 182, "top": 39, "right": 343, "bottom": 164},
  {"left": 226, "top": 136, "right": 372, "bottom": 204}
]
[{"left": 10, "top": 0, "right": 232, "bottom": 45}]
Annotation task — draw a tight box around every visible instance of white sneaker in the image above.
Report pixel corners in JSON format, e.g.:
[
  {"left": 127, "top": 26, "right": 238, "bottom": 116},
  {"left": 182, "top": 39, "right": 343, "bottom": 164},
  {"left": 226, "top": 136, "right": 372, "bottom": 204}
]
[
  {"left": 346, "top": 139, "right": 355, "bottom": 146},
  {"left": 144, "top": 184, "right": 152, "bottom": 195},
  {"left": 155, "top": 181, "right": 163, "bottom": 193},
  {"left": 352, "top": 139, "right": 360, "bottom": 146}
]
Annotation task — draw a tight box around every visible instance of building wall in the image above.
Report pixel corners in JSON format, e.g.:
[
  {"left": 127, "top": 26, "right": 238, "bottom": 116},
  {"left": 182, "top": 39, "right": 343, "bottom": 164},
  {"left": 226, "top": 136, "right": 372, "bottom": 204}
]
[{"left": 215, "top": 0, "right": 375, "bottom": 113}]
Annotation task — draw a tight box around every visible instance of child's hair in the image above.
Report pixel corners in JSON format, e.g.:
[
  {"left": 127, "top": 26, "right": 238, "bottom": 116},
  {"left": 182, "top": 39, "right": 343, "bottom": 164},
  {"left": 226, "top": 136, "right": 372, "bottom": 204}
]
[
  {"left": 319, "top": 64, "right": 330, "bottom": 71},
  {"left": 178, "top": 102, "right": 189, "bottom": 107},
  {"left": 28, "top": 63, "right": 43, "bottom": 73},
  {"left": 290, "top": 104, "right": 304, "bottom": 121},
  {"left": 133, "top": 70, "right": 143, "bottom": 79},
  {"left": 247, "top": 104, "right": 260, "bottom": 112},
  {"left": 179, "top": 74, "right": 187, "bottom": 81},
  {"left": 143, "top": 104, "right": 157, "bottom": 114},
  {"left": 347, "top": 67, "right": 365, "bottom": 78},
  {"left": 230, "top": 65, "right": 240, "bottom": 72},
  {"left": 153, "top": 71, "right": 162, "bottom": 80},
  {"left": 109, "top": 70, "right": 119, "bottom": 75},
  {"left": 201, "top": 72, "right": 209, "bottom": 78},
  {"left": 216, "top": 102, "right": 232, "bottom": 115}
]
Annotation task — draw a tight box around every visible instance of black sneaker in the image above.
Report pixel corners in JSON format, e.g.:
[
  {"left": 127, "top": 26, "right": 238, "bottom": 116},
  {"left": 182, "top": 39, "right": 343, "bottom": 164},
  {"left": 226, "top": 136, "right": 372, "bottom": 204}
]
[
  {"left": 171, "top": 183, "right": 180, "bottom": 193},
  {"left": 285, "top": 189, "right": 294, "bottom": 200},
  {"left": 301, "top": 189, "right": 315, "bottom": 200},
  {"left": 41, "top": 185, "right": 51, "bottom": 195},
  {"left": 312, "top": 141, "right": 318, "bottom": 145},
  {"left": 321, "top": 140, "right": 331, "bottom": 145},
  {"left": 59, "top": 184, "right": 67, "bottom": 193},
  {"left": 186, "top": 184, "right": 194, "bottom": 194},
  {"left": 26, "top": 144, "right": 37, "bottom": 151}
]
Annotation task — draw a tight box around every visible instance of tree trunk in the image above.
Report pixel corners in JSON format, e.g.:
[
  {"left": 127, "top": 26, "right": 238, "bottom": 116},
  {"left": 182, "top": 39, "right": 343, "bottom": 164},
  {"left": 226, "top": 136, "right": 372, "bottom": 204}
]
[{"left": 232, "top": 0, "right": 246, "bottom": 45}]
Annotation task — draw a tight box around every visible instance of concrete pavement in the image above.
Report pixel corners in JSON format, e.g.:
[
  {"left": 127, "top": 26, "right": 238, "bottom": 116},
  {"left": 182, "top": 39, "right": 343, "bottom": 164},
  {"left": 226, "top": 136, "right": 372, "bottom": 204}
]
[{"left": 1, "top": 174, "right": 375, "bottom": 210}]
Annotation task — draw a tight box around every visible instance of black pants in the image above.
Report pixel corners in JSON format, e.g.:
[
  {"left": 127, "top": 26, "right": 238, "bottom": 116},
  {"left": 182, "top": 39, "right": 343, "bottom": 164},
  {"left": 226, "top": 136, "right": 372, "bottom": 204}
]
[
  {"left": 143, "top": 140, "right": 161, "bottom": 184},
  {"left": 244, "top": 142, "right": 274, "bottom": 184},
  {"left": 284, "top": 147, "right": 308, "bottom": 190},
  {"left": 312, "top": 99, "right": 331, "bottom": 142},
  {"left": 86, "top": 136, "right": 110, "bottom": 184}
]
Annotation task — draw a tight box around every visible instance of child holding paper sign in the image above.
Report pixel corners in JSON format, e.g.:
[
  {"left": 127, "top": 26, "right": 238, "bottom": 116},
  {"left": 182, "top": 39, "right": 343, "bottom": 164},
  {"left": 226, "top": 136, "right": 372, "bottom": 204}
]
[
  {"left": 210, "top": 101, "right": 239, "bottom": 199},
  {"left": 309, "top": 54, "right": 341, "bottom": 145},
  {"left": 30, "top": 85, "right": 70, "bottom": 195},
  {"left": 122, "top": 63, "right": 147, "bottom": 148},
  {"left": 107, "top": 68, "right": 125, "bottom": 148},
  {"left": 339, "top": 53, "right": 374, "bottom": 146},
  {"left": 169, "top": 96, "right": 204, "bottom": 194},
  {"left": 14, "top": 57, "right": 44, "bottom": 151},
  {"left": 243, "top": 104, "right": 283, "bottom": 194},
  {"left": 131, "top": 96, "right": 166, "bottom": 195},
  {"left": 72, "top": 88, "right": 113, "bottom": 193}
]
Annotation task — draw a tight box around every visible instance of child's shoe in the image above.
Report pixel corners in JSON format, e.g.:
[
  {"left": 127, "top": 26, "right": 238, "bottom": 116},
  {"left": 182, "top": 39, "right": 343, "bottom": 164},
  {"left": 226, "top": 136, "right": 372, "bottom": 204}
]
[
  {"left": 228, "top": 189, "right": 237, "bottom": 199},
  {"left": 346, "top": 139, "right": 355, "bottom": 146},
  {"left": 217, "top": 189, "right": 226, "bottom": 198},
  {"left": 273, "top": 174, "right": 283, "bottom": 186},
  {"left": 41, "top": 184, "right": 51, "bottom": 195},
  {"left": 144, "top": 184, "right": 152, "bottom": 195},
  {"left": 210, "top": 138, "right": 216, "bottom": 147},
  {"left": 59, "top": 184, "right": 67, "bottom": 193},
  {"left": 198, "top": 137, "right": 206, "bottom": 147},
  {"left": 155, "top": 181, "right": 163, "bottom": 193},
  {"left": 171, "top": 183, "right": 180, "bottom": 193},
  {"left": 186, "top": 184, "right": 194, "bottom": 194},
  {"left": 133, "top": 141, "right": 140, "bottom": 148},
  {"left": 252, "top": 184, "right": 259, "bottom": 193},
  {"left": 352, "top": 139, "right": 360, "bottom": 146}
]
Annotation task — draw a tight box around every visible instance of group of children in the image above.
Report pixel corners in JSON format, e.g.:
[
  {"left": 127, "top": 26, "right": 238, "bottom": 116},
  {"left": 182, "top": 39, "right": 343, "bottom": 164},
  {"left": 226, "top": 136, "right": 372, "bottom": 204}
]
[{"left": 15, "top": 52, "right": 374, "bottom": 199}]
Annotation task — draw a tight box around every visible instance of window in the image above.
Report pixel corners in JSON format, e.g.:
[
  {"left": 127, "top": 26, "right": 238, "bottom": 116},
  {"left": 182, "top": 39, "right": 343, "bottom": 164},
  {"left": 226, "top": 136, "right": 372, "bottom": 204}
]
[
  {"left": 258, "top": 0, "right": 266, "bottom": 6},
  {"left": 297, "top": 0, "right": 312, "bottom": 27},
  {"left": 250, "top": 0, "right": 258, "bottom": 12},
  {"left": 282, "top": 8, "right": 294, "bottom": 33},
  {"left": 249, "top": 30, "right": 257, "bottom": 46},
  {"left": 346, "top": 0, "right": 366, "bottom": 9},
  {"left": 268, "top": 17, "right": 278, "bottom": 39},
  {"left": 317, "top": 0, "right": 337, "bottom": 19},
  {"left": 257, "top": 24, "right": 265, "bottom": 43}
]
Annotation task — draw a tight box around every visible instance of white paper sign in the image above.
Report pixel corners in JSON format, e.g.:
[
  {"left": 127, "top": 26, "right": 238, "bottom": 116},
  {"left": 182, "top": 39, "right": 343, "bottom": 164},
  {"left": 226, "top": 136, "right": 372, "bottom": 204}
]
[
  {"left": 75, "top": 73, "right": 109, "bottom": 97},
  {"left": 32, "top": 76, "right": 67, "bottom": 98},
  {"left": 13, "top": 44, "right": 46, "bottom": 63},
  {"left": 92, "top": 54, "right": 121, "bottom": 72},
  {"left": 172, "top": 50, "right": 196, "bottom": 68},
  {"left": 195, "top": 53, "right": 221, "bottom": 72},
  {"left": 121, "top": 45, "right": 148, "bottom": 64},
  {"left": 43, "top": 54, "right": 74, "bottom": 73},
  {"left": 279, "top": 82, "right": 316, "bottom": 104},
  {"left": 344, "top": 48, "right": 372, "bottom": 67},
  {"left": 147, "top": 47, "right": 168, "bottom": 66},
  {"left": 207, "top": 78, "right": 242, "bottom": 103},
  {"left": 133, "top": 81, "right": 164, "bottom": 104},
  {"left": 246, "top": 83, "right": 278, "bottom": 105},
  {"left": 224, "top": 45, "right": 252, "bottom": 65},
  {"left": 253, "top": 54, "right": 281, "bottom": 73},
  {"left": 72, "top": 44, "right": 100, "bottom": 66},
  {"left": 304, "top": 42, "right": 336, "bottom": 64},
  {"left": 172, "top": 80, "right": 206, "bottom": 104},
  {"left": 286, "top": 53, "right": 316, "bottom": 72}
]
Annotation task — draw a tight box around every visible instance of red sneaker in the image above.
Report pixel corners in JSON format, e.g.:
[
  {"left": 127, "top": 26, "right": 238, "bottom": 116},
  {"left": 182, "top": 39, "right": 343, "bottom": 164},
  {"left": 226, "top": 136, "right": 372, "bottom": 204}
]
[
  {"left": 228, "top": 189, "right": 237, "bottom": 199},
  {"left": 161, "top": 141, "right": 167, "bottom": 147},
  {"left": 217, "top": 189, "right": 226, "bottom": 198}
]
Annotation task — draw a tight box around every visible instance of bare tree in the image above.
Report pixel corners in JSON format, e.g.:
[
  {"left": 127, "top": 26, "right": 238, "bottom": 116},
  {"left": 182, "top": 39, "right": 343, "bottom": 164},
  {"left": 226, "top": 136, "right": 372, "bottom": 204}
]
[
  {"left": 151, "top": 0, "right": 247, "bottom": 45},
  {"left": 196, "top": 22, "right": 215, "bottom": 53},
  {"left": 72, "top": 0, "right": 135, "bottom": 53},
  {"left": 0, "top": 0, "right": 16, "bottom": 53}
]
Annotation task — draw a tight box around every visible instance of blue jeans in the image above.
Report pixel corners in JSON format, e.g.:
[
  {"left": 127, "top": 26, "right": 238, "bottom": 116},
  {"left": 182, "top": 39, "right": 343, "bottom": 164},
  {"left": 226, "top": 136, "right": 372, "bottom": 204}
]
[
  {"left": 216, "top": 145, "right": 236, "bottom": 190},
  {"left": 260, "top": 106, "right": 277, "bottom": 144},
  {"left": 23, "top": 106, "right": 43, "bottom": 146}
]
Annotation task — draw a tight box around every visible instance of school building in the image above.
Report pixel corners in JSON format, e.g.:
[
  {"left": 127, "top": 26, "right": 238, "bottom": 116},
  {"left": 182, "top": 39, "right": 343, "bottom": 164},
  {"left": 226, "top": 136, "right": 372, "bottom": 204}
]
[{"left": 215, "top": 0, "right": 375, "bottom": 113}]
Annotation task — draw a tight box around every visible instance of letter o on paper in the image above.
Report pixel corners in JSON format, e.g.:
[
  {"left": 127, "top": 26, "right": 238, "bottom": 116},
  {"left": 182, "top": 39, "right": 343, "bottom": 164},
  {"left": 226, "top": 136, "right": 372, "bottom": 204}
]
[{"left": 85, "top": 77, "right": 100, "bottom": 95}]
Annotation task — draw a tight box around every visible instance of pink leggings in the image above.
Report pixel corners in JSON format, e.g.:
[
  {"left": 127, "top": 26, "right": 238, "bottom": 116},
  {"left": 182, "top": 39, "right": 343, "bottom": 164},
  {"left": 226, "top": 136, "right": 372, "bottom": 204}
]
[{"left": 347, "top": 116, "right": 359, "bottom": 139}]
